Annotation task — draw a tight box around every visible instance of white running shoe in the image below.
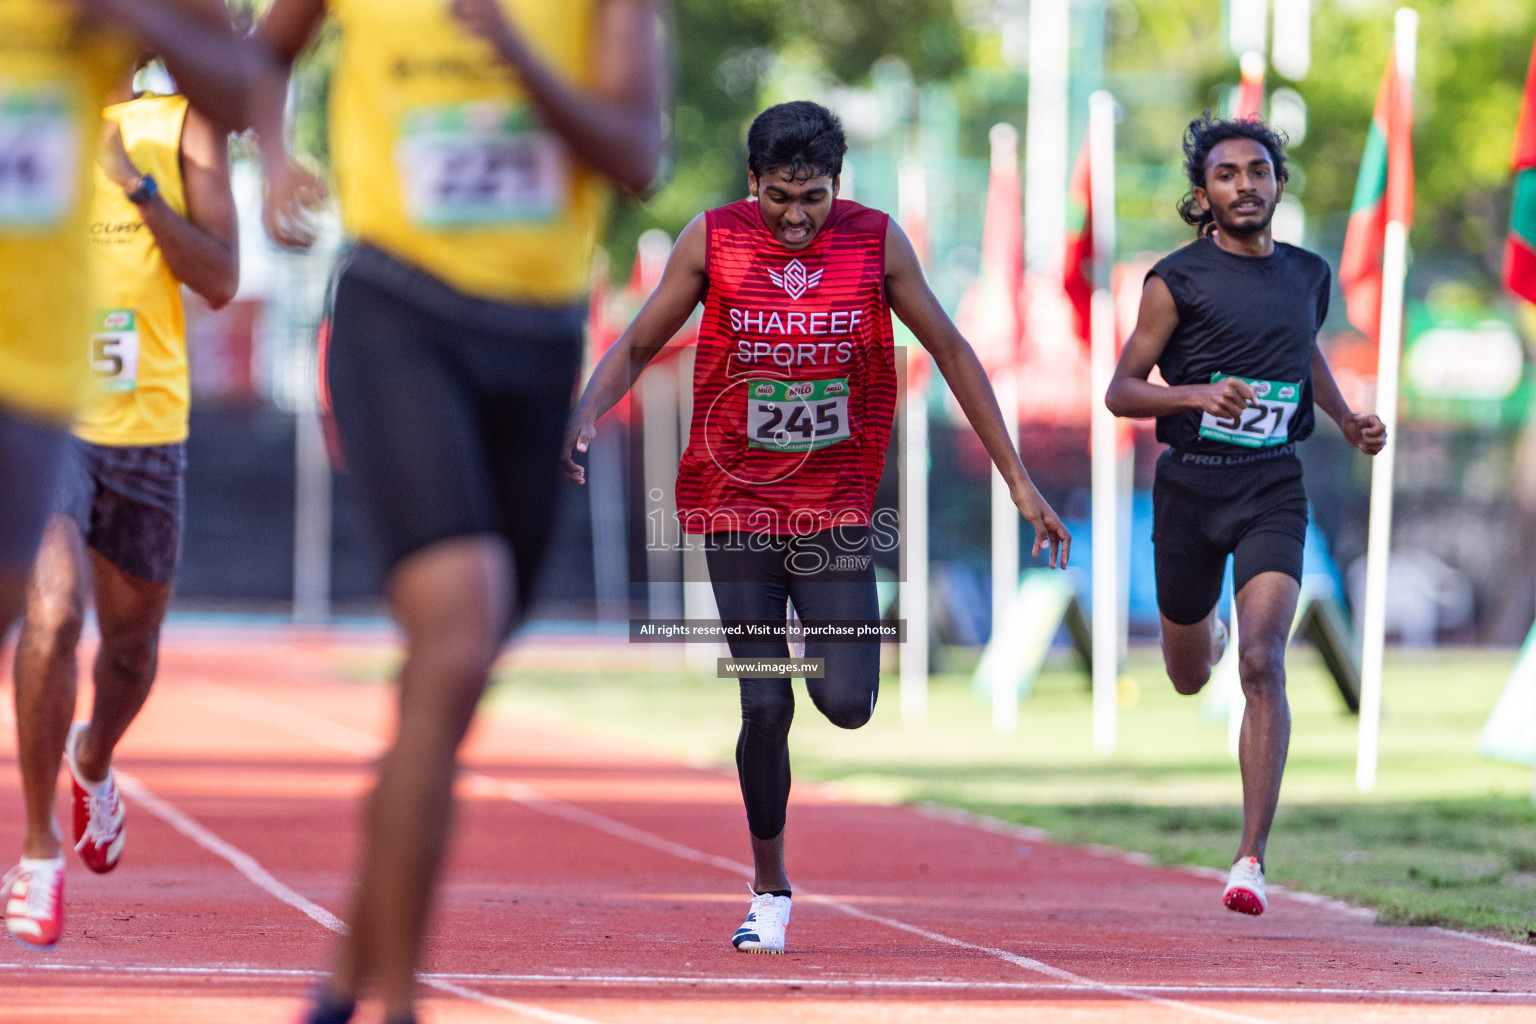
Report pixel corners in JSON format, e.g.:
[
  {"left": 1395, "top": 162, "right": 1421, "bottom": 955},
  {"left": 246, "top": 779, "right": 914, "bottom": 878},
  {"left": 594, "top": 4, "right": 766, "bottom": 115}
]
[
  {"left": 1211, "top": 617, "right": 1229, "bottom": 662},
  {"left": 1222, "top": 856, "right": 1267, "bottom": 916},
  {"left": 732, "top": 889, "right": 791, "bottom": 953}
]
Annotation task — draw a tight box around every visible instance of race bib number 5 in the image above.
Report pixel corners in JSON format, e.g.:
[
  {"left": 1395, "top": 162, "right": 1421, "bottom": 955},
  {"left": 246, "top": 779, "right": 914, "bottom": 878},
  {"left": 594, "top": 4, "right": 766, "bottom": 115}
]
[
  {"left": 0, "top": 85, "right": 79, "bottom": 229},
  {"left": 746, "top": 378, "right": 852, "bottom": 452},
  {"left": 1198, "top": 374, "right": 1301, "bottom": 448},
  {"left": 395, "top": 102, "right": 570, "bottom": 228},
  {"left": 90, "top": 309, "right": 140, "bottom": 393}
]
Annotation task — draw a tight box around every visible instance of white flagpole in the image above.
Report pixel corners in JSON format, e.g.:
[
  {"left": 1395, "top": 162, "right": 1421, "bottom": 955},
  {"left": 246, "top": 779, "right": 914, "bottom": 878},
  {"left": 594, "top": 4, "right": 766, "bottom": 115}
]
[
  {"left": 898, "top": 155, "right": 931, "bottom": 723},
  {"left": 1088, "top": 90, "right": 1119, "bottom": 756},
  {"left": 901, "top": 350, "right": 931, "bottom": 722},
  {"left": 1356, "top": 7, "right": 1417, "bottom": 793},
  {"left": 989, "top": 122, "right": 1022, "bottom": 646}
]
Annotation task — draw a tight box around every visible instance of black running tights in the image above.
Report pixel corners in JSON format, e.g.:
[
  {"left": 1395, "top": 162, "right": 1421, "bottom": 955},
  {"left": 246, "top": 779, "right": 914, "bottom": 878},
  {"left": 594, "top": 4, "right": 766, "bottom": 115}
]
[{"left": 704, "top": 528, "right": 881, "bottom": 840}]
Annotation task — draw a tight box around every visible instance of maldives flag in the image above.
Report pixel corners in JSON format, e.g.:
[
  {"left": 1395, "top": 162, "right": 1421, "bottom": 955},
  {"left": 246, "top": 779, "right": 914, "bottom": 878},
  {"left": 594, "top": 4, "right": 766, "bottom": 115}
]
[
  {"left": 1234, "top": 50, "right": 1265, "bottom": 120},
  {"left": 1504, "top": 37, "right": 1536, "bottom": 305},
  {"left": 1063, "top": 134, "right": 1092, "bottom": 344},
  {"left": 956, "top": 124, "right": 1023, "bottom": 371},
  {"left": 1340, "top": 45, "right": 1415, "bottom": 341}
]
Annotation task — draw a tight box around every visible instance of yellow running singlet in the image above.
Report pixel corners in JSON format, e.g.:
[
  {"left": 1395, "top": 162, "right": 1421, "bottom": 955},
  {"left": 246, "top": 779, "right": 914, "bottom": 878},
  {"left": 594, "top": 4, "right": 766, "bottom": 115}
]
[
  {"left": 76, "top": 93, "right": 191, "bottom": 447},
  {"left": 0, "top": 0, "right": 129, "bottom": 422},
  {"left": 328, "top": 0, "right": 608, "bottom": 304}
]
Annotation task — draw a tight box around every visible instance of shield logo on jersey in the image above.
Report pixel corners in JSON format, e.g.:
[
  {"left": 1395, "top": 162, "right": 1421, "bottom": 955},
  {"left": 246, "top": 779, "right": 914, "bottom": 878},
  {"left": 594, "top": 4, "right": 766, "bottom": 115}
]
[{"left": 767, "top": 258, "right": 824, "bottom": 300}]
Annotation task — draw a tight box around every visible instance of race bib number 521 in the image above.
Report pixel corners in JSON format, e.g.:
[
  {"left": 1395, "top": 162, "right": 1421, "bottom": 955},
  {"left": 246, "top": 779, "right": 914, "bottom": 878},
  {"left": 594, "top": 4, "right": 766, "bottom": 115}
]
[
  {"left": 1198, "top": 374, "right": 1301, "bottom": 448},
  {"left": 746, "top": 378, "right": 852, "bottom": 452},
  {"left": 0, "top": 85, "right": 79, "bottom": 229},
  {"left": 395, "top": 101, "right": 570, "bottom": 228}
]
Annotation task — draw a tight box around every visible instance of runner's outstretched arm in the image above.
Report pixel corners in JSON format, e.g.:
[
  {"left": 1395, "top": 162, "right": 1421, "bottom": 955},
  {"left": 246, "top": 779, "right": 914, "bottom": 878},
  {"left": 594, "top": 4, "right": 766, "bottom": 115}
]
[
  {"left": 450, "top": 0, "right": 668, "bottom": 195},
  {"left": 563, "top": 214, "right": 708, "bottom": 484},
  {"left": 250, "top": 0, "right": 332, "bottom": 249},
  {"left": 1309, "top": 343, "right": 1386, "bottom": 455},
  {"left": 1105, "top": 274, "right": 1256, "bottom": 420},
  {"left": 96, "top": 110, "right": 239, "bottom": 308},
  {"left": 72, "top": 0, "right": 285, "bottom": 140},
  {"left": 883, "top": 220, "right": 1070, "bottom": 568}
]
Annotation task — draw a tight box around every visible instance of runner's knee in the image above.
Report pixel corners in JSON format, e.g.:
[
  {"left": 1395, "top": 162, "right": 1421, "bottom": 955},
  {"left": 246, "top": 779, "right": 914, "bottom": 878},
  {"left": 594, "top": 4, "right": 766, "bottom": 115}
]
[
  {"left": 740, "top": 682, "right": 795, "bottom": 738},
  {"left": 1167, "top": 663, "right": 1211, "bottom": 696},
  {"left": 1239, "top": 643, "right": 1286, "bottom": 696},
  {"left": 24, "top": 590, "right": 83, "bottom": 654},
  {"left": 814, "top": 685, "right": 876, "bottom": 729},
  {"left": 97, "top": 630, "right": 159, "bottom": 683}
]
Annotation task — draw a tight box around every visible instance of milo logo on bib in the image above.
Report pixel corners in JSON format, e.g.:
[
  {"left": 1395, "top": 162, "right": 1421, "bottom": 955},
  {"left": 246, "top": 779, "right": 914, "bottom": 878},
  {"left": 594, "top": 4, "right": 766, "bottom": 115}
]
[
  {"left": 1198, "top": 373, "right": 1302, "bottom": 449},
  {"left": 745, "top": 377, "right": 853, "bottom": 452}
]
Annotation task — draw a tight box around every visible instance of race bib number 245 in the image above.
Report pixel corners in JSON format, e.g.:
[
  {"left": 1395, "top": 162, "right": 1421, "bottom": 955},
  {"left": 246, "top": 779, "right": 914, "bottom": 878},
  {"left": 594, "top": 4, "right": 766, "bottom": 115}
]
[{"left": 746, "top": 378, "right": 852, "bottom": 452}]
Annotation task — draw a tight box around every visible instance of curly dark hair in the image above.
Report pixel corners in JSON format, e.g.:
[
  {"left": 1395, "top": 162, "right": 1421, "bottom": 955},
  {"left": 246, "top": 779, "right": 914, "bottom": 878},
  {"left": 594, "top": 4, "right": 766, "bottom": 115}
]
[
  {"left": 1176, "top": 111, "right": 1290, "bottom": 236},
  {"left": 747, "top": 101, "right": 847, "bottom": 183}
]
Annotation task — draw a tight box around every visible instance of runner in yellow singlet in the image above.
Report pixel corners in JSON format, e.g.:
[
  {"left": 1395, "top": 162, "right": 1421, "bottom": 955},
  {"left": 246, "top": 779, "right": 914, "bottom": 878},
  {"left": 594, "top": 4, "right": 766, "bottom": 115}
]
[
  {"left": 0, "top": 0, "right": 309, "bottom": 950},
  {"left": 4, "top": 68, "right": 238, "bottom": 951},
  {"left": 0, "top": 0, "right": 293, "bottom": 626},
  {"left": 254, "top": 2, "right": 667, "bottom": 1022}
]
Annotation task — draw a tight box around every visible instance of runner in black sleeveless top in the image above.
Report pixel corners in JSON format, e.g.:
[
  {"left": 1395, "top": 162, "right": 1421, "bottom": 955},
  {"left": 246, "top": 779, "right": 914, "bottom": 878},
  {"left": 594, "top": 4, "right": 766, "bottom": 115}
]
[{"left": 1106, "top": 114, "right": 1386, "bottom": 917}]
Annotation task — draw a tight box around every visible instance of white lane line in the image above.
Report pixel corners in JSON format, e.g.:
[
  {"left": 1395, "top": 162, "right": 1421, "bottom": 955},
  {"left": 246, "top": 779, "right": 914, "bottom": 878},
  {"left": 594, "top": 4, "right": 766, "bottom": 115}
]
[
  {"left": 422, "top": 978, "right": 615, "bottom": 1024},
  {"left": 117, "top": 772, "right": 347, "bottom": 934},
  {"left": 196, "top": 685, "right": 1277, "bottom": 1024},
  {"left": 0, "top": 960, "right": 1531, "bottom": 1002},
  {"left": 1429, "top": 927, "right": 1536, "bottom": 957},
  {"left": 117, "top": 700, "right": 611, "bottom": 1024}
]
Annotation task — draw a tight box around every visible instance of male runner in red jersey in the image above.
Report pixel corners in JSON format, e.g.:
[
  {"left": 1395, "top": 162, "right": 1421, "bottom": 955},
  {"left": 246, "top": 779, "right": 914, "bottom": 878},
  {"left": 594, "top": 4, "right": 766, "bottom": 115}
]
[{"left": 566, "top": 100, "right": 1070, "bottom": 953}]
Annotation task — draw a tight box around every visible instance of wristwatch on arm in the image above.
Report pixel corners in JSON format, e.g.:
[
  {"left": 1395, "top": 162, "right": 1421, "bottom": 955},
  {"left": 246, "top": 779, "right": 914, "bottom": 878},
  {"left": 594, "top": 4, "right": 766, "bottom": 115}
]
[{"left": 125, "top": 175, "right": 159, "bottom": 206}]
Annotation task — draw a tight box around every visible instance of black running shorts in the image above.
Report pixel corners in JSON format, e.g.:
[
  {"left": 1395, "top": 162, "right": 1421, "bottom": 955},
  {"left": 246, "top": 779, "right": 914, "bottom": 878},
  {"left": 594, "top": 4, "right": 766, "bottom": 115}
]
[
  {"left": 1152, "top": 445, "right": 1309, "bottom": 626},
  {"left": 326, "top": 244, "right": 583, "bottom": 598},
  {"left": 55, "top": 439, "right": 186, "bottom": 584},
  {"left": 0, "top": 407, "right": 69, "bottom": 575}
]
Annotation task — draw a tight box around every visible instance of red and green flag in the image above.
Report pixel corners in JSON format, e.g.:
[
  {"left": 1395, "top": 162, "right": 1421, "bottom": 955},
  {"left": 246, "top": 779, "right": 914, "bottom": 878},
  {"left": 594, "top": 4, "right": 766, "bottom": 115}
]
[
  {"left": 1340, "top": 45, "right": 1415, "bottom": 342},
  {"left": 1504, "top": 37, "right": 1536, "bottom": 305},
  {"left": 1233, "top": 50, "right": 1266, "bottom": 121},
  {"left": 1063, "top": 132, "right": 1093, "bottom": 344}
]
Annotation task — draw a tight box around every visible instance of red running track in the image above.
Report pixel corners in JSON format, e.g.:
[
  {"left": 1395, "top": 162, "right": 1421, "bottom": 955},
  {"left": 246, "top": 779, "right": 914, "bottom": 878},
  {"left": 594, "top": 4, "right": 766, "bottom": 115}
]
[{"left": 0, "top": 623, "right": 1532, "bottom": 1023}]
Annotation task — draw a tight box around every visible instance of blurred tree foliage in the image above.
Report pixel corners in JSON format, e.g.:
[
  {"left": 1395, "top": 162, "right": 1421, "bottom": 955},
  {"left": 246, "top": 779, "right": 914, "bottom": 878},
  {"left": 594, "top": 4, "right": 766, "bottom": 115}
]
[
  {"left": 230, "top": 0, "right": 1533, "bottom": 288},
  {"left": 228, "top": 0, "right": 966, "bottom": 279},
  {"left": 1300, "top": 0, "right": 1534, "bottom": 279},
  {"left": 616, "top": 0, "right": 968, "bottom": 273},
  {"left": 1118, "top": 0, "right": 1534, "bottom": 283}
]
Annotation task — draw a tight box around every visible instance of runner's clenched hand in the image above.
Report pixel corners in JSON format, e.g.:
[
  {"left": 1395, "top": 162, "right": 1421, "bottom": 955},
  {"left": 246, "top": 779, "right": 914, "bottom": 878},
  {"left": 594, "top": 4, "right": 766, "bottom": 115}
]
[
  {"left": 262, "top": 158, "right": 327, "bottom": 250},
  {"left": 1341, "top": 411, "right": 1387, "bottom": 456},
  {"left": 562, "top": 418, "right": 598, "bottom": 484},
  {"left": 1012, "top": 481, "right": 1072, "bottom": 569},
  {"left": 449, "top": 0, "right": 520, "bottom": 53},
  {"left": 1191, "top": 377, "right": 1256, "bottom": 419},
  {"left": 97, "top": 121, "right": 140, "bottom": 191}
]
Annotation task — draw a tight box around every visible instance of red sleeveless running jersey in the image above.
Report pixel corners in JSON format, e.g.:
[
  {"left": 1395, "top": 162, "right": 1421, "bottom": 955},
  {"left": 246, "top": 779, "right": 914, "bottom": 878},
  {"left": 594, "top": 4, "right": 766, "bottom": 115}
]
[{"left": 676, "top": 198, "right": 897, "bottom": 535}]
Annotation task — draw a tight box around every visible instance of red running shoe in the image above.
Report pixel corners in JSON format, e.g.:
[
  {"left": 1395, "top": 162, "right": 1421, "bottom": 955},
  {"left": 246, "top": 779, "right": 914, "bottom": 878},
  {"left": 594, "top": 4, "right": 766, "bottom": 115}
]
[
  {"left": 4, "top": 857, "right": 65, "bottom": 950},
  {"left": 67, "top": 723, "right": 125, "bottom": 874}
]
